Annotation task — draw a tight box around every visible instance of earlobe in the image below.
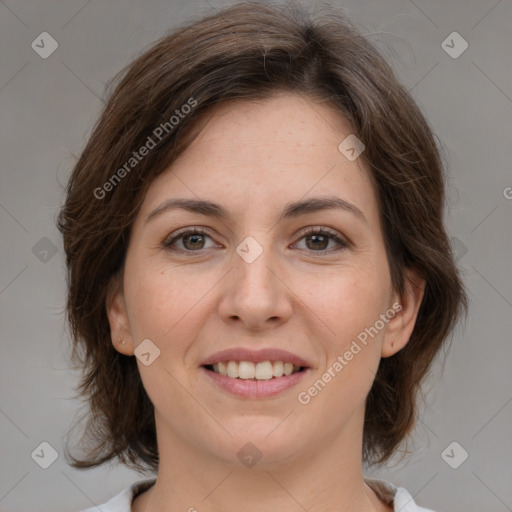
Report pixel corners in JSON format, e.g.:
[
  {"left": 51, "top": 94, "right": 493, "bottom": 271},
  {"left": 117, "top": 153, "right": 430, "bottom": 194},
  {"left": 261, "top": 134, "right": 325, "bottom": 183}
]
[
  {"left": 106, "top": 274, "right": 135, "bottom": 356},
  {"left": 381, "top": 269, "right": 425, "bottom": 358}
]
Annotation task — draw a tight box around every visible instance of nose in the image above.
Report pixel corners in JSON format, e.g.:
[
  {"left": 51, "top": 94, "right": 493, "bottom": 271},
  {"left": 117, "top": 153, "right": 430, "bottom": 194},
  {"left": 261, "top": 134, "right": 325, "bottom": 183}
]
[{"left": 218, "top": 238, "right": 293, "bottom": 331}]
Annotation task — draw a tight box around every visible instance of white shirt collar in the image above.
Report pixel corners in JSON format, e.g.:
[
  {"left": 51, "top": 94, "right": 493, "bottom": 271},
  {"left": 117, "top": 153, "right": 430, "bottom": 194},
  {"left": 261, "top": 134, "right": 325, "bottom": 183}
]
[{"left": 81, "top": 477, "right": 435, "bottom": 512}]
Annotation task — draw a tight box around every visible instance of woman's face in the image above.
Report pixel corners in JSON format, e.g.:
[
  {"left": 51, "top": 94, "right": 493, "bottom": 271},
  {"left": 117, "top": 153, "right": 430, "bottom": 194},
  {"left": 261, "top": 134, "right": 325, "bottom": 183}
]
[{"left": 108, "top": 92, "right": 422, "bottom": 468}]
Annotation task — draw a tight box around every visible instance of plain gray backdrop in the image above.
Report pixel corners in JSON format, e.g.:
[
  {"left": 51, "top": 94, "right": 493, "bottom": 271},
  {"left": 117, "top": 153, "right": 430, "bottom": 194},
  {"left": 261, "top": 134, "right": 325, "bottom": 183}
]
[{"left": 1, "top": 1, "right": 511, "bottom": 511}]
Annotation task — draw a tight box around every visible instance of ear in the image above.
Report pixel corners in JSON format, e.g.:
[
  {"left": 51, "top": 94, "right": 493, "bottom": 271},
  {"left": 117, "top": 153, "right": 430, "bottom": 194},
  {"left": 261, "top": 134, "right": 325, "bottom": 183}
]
[
  {"left": 381, "top": 268, "right": 425, "bottom": 358},
  {"left": 106, "top": 272, "right": 135, "bottom": 356}
]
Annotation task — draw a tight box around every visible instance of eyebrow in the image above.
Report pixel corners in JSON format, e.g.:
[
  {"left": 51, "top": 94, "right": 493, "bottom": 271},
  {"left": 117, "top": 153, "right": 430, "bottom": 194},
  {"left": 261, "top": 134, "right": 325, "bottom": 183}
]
[{"left": 145, "top": 195, "right": 368, "bottom": 226}]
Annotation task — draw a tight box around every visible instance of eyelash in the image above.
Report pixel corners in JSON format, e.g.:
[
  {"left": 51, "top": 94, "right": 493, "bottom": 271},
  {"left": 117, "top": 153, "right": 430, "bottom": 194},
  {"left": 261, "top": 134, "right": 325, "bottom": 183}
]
[{"left": 162, "top": 226, "right": 349, "bottom": 256}]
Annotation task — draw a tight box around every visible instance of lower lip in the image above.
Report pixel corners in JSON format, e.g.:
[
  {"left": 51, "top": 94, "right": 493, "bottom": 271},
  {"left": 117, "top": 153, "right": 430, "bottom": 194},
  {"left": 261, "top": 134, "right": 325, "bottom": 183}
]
[{"left": 200, "top": 366, "right": 309, "bottom": 398}]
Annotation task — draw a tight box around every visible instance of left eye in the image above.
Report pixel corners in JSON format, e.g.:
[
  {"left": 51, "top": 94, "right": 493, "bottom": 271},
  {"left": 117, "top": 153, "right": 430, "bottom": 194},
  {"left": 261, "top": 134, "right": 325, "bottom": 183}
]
[{"left": 293, "top": 228, "right": 348, "bottom": 254}]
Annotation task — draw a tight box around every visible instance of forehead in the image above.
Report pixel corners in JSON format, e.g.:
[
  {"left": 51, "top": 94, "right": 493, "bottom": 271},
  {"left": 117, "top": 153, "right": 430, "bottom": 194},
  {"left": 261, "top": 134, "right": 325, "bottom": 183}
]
[{"left": 138, "top": 93, "right": 378, "bottom": 225}]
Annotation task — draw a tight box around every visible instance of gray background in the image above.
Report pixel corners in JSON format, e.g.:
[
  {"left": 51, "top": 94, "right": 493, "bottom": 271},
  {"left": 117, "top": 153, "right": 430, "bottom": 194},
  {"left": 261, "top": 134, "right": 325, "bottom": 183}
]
[{"left": 1, "top": 0, "right": 511, "bottom": 511}]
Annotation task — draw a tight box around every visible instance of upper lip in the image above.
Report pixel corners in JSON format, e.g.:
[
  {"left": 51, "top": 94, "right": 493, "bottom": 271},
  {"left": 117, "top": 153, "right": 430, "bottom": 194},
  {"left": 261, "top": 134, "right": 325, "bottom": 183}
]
[{"left": 200, "top": 348, "right": 312, "bottom": 368}]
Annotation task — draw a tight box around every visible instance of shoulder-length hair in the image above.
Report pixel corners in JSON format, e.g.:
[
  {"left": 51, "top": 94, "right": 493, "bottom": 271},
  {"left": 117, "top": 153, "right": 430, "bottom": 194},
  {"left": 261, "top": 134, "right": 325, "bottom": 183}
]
[{"left": 57, "top": 1, "right": 467, "bottom": 472}]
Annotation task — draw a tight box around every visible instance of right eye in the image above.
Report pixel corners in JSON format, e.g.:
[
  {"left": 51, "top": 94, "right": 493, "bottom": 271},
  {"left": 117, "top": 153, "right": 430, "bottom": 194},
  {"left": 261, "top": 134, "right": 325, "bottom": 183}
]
[{"left": 163, "top": 227, "right": 219, "bottom": 253}]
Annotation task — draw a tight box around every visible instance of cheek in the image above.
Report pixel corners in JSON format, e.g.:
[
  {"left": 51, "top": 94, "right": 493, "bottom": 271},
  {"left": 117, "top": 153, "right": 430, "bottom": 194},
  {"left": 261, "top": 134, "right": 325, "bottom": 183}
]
[
  {"left": 297, "top": 259, "right": 390, "bottom": 403},
  {"left": 123, "top": 263, "right": 209, "bottom": 397},
  {"left": 298, "top": 276, "right": 386, "bottom": 418},
  {"left": 124, "top": 259, "right": 221, "bottom": 349},
  {"left": 298, "top": 261, "right": 390, "bottom": 339},
  {"left": 123, "top": 260, "right": 183, "bottom": 340}
]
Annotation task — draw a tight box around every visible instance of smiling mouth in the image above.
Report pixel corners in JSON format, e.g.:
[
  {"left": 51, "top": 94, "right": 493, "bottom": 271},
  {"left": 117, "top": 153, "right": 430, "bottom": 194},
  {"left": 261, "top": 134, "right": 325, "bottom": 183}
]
[{"left": 203, "top": 360, "right": 306, "bottom": 380}]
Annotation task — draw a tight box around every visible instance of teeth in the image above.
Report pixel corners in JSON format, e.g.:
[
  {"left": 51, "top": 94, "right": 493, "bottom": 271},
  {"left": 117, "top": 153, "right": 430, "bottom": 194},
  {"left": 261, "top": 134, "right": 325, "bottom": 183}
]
[
  {"left": 227, "top": 361, "right": 238, "bottom": 378},
  {"left": 210, "top": 360, "right": 302, "bottom": 380},
  {"left": 272, "top": 361, "right": 284, "bottom": 377},
  {"left": 239, "top": 361, "right": 255, "bottom": 379},
  {"left": 283, "top": 362, "right": 294, "bottom": 376},
  {"left": 255, "top": 361, "right": 273, "bottom": 380}
]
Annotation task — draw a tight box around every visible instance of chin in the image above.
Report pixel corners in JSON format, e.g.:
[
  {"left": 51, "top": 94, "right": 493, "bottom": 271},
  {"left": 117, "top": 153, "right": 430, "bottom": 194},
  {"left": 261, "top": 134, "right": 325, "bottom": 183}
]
[{"left": 210, "top": 427, "right": 306, "bottom": 469}]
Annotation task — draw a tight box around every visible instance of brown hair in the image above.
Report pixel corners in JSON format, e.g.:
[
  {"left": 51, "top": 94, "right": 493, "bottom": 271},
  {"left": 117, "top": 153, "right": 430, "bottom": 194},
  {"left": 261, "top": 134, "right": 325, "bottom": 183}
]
[{"left": 57, "top": 1, "right": 467, "bottom": 472}]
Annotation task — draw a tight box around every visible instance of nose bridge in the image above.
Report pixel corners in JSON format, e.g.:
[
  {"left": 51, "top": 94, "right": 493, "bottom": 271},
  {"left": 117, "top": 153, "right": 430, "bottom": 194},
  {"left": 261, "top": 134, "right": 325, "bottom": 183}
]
[
  {"left": 220, "top": 232, "right": 292, "bottom": 328},
  {"left": 234, "top": 233, "right": 278, "bottom": 300}
]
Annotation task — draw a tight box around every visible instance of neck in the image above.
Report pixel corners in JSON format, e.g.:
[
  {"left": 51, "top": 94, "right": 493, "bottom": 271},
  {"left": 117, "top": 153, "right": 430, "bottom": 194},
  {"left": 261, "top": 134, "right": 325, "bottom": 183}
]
[{"left": 134, "top": 409, "right": 390, "bottom": 512}]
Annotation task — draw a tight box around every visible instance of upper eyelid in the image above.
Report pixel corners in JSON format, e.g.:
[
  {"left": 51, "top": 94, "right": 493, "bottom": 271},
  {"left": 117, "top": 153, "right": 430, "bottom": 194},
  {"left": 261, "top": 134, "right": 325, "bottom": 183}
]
[{"left": 165, "top": 225, "right": 342, "bottom": 239}]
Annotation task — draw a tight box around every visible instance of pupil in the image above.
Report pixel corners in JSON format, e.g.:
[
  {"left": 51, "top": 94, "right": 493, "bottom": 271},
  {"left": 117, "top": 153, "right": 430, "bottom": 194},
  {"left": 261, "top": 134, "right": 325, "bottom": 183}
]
[
  {"left": 185, "top": 234, "right": 203, "bottom": 249},
  {"left": 308, "top": 234, "right": 327, "bottom": 250}
]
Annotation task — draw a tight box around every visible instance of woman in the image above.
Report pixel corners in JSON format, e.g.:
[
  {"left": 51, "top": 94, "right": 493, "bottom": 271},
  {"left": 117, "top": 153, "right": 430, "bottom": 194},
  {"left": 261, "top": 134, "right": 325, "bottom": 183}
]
[{"left": 58, "top": 3, "right": 467, "bottom": 511}]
